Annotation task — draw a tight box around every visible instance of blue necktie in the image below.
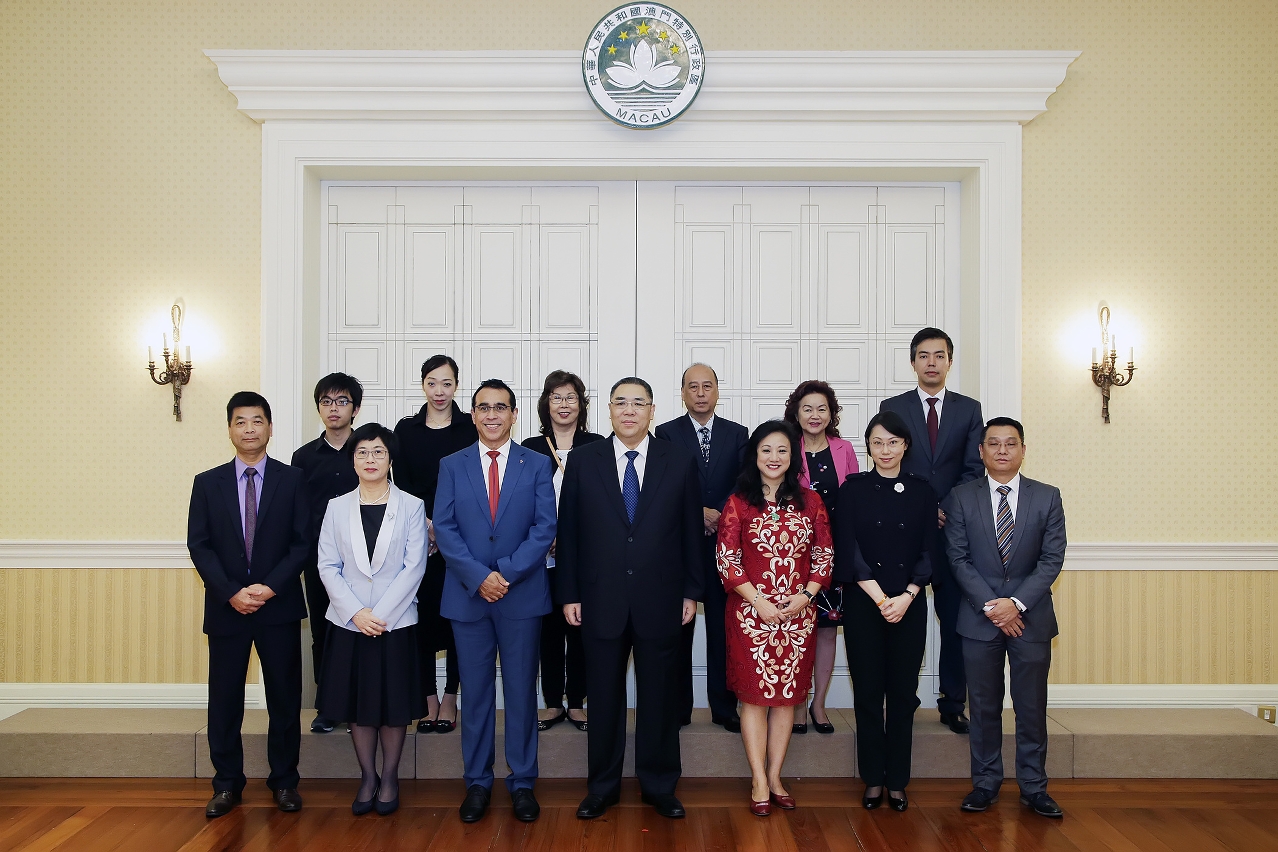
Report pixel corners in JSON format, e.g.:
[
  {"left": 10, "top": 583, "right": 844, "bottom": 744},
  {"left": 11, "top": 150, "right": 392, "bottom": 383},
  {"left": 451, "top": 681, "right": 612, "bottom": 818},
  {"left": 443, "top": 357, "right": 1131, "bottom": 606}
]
[{"left": 622, "top": 450, "right": 640, "bottom": 523}]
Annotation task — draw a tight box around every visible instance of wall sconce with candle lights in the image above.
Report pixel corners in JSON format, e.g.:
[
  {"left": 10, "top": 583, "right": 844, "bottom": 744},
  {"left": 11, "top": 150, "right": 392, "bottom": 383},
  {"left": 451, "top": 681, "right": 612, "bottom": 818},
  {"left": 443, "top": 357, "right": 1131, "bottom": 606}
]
[
  {"left": 148, "top": 302, "right": 194, "bottom": 421},
  {"left": 1090, "top": 302, "right": 1136, "bottom": 423}
]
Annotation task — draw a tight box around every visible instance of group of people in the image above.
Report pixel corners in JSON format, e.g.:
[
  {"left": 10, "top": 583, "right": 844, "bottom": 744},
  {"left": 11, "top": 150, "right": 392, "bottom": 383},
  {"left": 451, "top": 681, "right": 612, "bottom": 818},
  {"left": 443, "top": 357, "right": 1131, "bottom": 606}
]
[{"left": 186, "top": 326, "right": 1068, "bottom": 824}]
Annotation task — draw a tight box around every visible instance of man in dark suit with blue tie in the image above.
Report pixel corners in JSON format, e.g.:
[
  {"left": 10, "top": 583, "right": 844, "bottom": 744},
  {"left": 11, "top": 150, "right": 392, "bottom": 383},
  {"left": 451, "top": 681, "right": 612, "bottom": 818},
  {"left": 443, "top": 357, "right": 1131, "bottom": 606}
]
[
  {"left": 557, "top": 377, "right": 703, "bottom": 821},
  {"left": 880, "top": 328, "right": 984, "bottom": 734},
  {"left": 655, "top": 363, "right": 748, "bottom": 732},
  {"left": 187, "top": 391, "right": 310, "bottom": 818},
  {"left": 943, "top": 417, "right": 1066, "bottom": 818},
  {"left": 432, "top": 379, "right": 557, "bottom": 824}
]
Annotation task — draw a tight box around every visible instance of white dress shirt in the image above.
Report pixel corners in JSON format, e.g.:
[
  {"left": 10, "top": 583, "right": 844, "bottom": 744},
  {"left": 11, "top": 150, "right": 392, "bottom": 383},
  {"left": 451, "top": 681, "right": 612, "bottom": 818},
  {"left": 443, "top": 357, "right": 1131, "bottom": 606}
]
[
  {"left": 916, "top": 385, "right": 948, "bottom": 423},
  {"left": 479, "top": 439, "right": 512, "bottom": 499},
  {"left": 689, "top": 412, "right": 715, "bottom": 439},
  {"left": 613, "top": 434, "right": 650, "bottom": 489},
  {"left": 987, "top": 472, "right": 1026, "bottom": 611}
]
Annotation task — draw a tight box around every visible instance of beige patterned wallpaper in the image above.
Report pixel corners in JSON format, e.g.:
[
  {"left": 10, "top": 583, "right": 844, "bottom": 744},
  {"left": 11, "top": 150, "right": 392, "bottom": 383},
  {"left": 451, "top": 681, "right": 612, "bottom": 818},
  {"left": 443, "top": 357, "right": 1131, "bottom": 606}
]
[{"left": 1, "top": 1, "right": 1275, "bottom": 683}]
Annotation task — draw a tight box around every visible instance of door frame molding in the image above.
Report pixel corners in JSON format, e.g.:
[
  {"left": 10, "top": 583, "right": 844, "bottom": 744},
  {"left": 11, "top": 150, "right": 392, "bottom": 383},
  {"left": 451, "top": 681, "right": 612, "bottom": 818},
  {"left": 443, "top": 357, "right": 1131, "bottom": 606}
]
[{"left": 206, "top": 49, "right": 1078, "bottom": 450}]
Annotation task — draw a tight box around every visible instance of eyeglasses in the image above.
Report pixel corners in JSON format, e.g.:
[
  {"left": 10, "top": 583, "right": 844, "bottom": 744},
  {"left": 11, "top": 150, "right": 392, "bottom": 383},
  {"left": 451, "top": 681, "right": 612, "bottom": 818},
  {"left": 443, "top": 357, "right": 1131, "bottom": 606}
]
[
  {"left": 550, "top": 394, "right": 579, "bottom": 405},
  {"left": 354, "top": 448, "right": 388, "bottom": 460},
  {"left": 474, "top": 403, "right": 512, "bottom": 414},
  {"left": 870, "top": 438, "right": 906, "bottom": 450},
  {"left": 319, "top": 397, "right": 353, "bottom": 407},
  {"left": 983, "top": 439, "right": 1022, "bottom": 450},
  {"left": 610, "top": 398, "right": 652, "bottom": 410}
]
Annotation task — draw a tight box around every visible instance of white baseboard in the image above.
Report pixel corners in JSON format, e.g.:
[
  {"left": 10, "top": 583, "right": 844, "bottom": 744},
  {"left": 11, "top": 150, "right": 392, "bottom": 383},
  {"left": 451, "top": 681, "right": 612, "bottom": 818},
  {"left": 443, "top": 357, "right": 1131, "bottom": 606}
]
[
  {"left": 1047, "top": 683, "right": 1278, "bottom": 710},
  {"left": 0, "top": 682, "right": 266, "bottom": 710}
]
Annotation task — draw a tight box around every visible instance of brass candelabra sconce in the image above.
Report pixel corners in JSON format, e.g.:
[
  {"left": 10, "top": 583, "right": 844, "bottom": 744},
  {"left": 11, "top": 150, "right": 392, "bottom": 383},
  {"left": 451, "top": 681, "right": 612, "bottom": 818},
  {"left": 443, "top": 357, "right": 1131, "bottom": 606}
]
[
  {"left": 1090, "top": 303, "right": 1135, "bottom": 423},
  {"left": 148, "top": 302, "right": 194, "bottom": 421}
]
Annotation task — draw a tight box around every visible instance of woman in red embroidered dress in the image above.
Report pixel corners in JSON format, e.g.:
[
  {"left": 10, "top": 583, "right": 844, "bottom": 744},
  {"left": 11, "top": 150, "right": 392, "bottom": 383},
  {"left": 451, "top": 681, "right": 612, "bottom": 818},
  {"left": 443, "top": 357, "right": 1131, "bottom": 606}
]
[{"left": 717, "top": 421, "right": 833, "bottom": 816}]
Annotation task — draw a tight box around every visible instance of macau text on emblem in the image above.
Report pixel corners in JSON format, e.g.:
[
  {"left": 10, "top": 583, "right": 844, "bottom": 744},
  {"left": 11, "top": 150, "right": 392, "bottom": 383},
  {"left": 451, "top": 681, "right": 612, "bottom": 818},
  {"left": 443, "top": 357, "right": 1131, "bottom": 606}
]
[{"left": 582, "top": 4, "right": 704, "bottom": 129}]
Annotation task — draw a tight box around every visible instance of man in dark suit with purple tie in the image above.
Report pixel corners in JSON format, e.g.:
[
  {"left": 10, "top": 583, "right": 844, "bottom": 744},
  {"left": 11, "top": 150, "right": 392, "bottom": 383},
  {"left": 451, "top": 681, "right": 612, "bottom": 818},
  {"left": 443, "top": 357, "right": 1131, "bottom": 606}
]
[{"left": 879, "top": 328, "right": 984, "bottom": 734}]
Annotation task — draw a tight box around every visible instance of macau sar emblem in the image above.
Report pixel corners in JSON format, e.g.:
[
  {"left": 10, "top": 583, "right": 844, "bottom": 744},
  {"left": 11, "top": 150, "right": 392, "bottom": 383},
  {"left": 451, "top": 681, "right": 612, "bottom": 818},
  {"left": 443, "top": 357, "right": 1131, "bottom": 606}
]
[{"left": 582, "top": 4, "right": 704, "bottom": 129}]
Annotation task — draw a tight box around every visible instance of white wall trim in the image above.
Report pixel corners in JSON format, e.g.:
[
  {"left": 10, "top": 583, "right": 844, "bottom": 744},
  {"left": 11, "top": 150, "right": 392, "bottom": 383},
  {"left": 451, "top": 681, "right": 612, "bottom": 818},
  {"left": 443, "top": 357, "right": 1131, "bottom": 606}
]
[
  {"left": 0, "top": 682, "right": 266, "bottom": 710},
  {"left": 5, "top": 541, "right": 1275, "bottom": 570},
  {"left": 206, "top": 50, "right": 1080, "bottom": 124},
  {"left": 1047, "top": 684, "right": 1278, "bottom": 710}
]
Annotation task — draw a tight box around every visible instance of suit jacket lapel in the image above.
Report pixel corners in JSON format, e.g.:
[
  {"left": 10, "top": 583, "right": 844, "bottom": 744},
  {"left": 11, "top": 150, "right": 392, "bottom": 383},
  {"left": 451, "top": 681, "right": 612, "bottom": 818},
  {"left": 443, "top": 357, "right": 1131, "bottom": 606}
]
[
  {"left": 255, "top": 458, "right": 282, "bottom": 528},
  {"left": 904, "top": 397, "right": 934, "bottom": 463},
  {"left": 973, "top": 478, "right": 1003, "bottom": 570},
  {"left": 598, "top": 437, "right": 632, "bottom": 527},
  {"left": 704, "top": 418, "right": 728, "bottom": 481},
  {"left": 347, "top": 494, "right": 374, "bottom": 579},
  {"left": 218, "top": 464, "right": 244, "bottom": 551},
  {"left": 493, "top": 445, "right": 528, "bottom": 527},
  {"left": 932, "top": 394, "right": 962, "bottom": 462},
  {"left": 631, "top": 438, "right": 669, "bottom": 530},
  {"left": 368, "top": 486, "right": 400, "bottom": 574},
  {"left": 459, "top": 445, "right": 493, "bottom": 527},
  {"left": 1004, "top": 478, "right": 1029, "bottom": 568}
]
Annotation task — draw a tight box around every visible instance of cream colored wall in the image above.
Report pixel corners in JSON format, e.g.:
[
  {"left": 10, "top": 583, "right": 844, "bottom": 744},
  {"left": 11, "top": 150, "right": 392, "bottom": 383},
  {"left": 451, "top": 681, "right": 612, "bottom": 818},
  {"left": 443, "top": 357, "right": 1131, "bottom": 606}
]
[{"left": 1, "top": 1, "right": 1274, "bottom": 684}]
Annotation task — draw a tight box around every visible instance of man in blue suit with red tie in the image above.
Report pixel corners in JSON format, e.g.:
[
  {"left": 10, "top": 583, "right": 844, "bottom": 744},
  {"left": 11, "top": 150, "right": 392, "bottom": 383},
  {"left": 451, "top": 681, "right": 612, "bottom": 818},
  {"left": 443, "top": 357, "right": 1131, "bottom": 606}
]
[{"left": 432, "top": 378, "right": 557, "bottom": 824}]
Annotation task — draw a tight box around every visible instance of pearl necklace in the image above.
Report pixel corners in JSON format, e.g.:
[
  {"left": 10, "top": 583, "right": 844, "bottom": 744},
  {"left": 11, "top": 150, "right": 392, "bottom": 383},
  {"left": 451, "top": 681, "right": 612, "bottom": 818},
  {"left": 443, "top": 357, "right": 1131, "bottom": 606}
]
[{"left": 359, "top": 484, "right": 390, "bottom": 505}]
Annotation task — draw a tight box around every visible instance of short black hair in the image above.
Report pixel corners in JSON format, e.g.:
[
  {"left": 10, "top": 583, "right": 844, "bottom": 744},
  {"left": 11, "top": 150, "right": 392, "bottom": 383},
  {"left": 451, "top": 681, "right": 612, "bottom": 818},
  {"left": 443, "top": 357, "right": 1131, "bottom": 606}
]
[
  {"left": 420, "top": 354, "right": 460, "bottom": 383},
  {"left": 313, "top": 372, "right": 363, "bottom": 409},
  {"left": 536, "top": 370, "right": 589, "bottom": 436},
  {"left": 680, "top": 363, "right": 719, "bottom": 385},
  {"left": 226, "top": 391, "right": 271, "bottom": 424},
  {"left": 734, "top": 420, "right": 806, "bottom": 512},
  {"left": 910, "top": 327, "right": 954, "bottom": 361},
  {"left": 471, "top": 378, "right": 517, "bottom": 409},
  {"left": 981, "top": 416, "right": 1025, "bottom": 443},
  {"left": 609, "top": 376, "right": 654, "bottom": 400},
  {"left": 864, "top": 410, "right": 912, "bottom": 450},
  {"left": 346, "top": 422, "right": 399, "bottom": 466}
]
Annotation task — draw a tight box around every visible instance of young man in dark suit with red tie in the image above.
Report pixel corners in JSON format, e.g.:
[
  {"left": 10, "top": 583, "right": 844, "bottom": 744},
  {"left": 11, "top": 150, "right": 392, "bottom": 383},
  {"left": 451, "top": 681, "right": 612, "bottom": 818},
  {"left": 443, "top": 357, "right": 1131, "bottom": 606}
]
[
  {"left": 187, "top": 392, "right": 311, "bottom": 818},
  {"left": 880, "top": 328, "right": 985, "bottom": 734}
]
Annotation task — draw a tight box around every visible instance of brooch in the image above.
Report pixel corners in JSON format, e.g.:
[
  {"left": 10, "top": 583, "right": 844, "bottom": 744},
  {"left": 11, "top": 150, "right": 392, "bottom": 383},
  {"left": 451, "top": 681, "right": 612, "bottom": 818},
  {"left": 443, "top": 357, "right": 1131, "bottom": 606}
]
[{"left": 894, "top": 482, "right": 905, "bottom": 493}]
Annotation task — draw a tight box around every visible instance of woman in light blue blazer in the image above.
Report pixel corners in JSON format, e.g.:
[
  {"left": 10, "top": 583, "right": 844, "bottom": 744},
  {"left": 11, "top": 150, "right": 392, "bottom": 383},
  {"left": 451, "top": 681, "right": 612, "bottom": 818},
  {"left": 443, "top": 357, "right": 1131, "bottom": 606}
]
[{"left": 316, "top": 423, "right": 428, "bottom": 816}]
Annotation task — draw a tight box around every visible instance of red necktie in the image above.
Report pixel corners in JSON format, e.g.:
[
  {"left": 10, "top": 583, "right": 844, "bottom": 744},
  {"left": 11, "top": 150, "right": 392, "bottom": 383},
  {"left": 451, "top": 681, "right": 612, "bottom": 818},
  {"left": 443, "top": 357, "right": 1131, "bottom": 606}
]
[
  {"left": 487, "top": 450, "right": 501, "bottom": 523},
  {"left": 926, "top": 397, "right": 939, "bottom": 453}
]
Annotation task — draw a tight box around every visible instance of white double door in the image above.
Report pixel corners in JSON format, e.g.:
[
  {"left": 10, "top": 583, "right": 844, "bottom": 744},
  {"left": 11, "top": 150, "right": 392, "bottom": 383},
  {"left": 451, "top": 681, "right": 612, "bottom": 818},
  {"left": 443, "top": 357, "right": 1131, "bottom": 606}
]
[{"left": 321, "top": 180, "right": 959, "bottom": 706}]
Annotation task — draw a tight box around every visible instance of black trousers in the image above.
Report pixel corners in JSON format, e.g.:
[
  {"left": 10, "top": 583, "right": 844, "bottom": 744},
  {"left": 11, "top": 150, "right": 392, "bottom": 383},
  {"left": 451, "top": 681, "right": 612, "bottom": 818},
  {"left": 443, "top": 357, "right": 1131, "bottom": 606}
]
[
  {"left": 302, "top": 561, "right": 330, "bottom": 689},
  {"left": 583, "top": 618, "right": 682, "bottom": 799},
  {"left": 845, "top": 590, "right": 927, "bottom": 790},
  {"left": 540, "top": 606, "right": 586, "bottom": 709},
  {"left": 207, "top": 620, "right": 302, "bottom": 794},
  {"left": 679, "top": 554, "right": 737, "bottom": 721},
  {"left": 930, "top": 534, "right": 968, "bottom": 716},
  {"left": 417, "top": 553, "right": 460, "bottom": 698}
]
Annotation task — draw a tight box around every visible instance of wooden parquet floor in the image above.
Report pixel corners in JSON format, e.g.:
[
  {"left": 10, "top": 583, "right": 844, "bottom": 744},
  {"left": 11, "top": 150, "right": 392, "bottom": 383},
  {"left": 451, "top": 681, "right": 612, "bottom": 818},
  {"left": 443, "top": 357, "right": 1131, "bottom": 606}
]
[{"left": 1, "top": 777, "right": 1277, "bottom": 851}]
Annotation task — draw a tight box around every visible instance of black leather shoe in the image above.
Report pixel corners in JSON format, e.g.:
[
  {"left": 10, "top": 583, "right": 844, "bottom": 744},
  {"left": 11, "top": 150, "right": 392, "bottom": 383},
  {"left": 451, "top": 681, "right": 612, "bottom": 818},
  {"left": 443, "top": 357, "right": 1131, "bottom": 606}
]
[
  {"left": 512, "top": 788, "right": 541, "bottom": 822},
  {"left": 887, "top": 791, "right": 908, "bottom": 812},
  {"left": 205, "top": 790, "right": 241, "bottom": 818},
  {"left": 352, "top": 774, "right": 379, "bottom": 816},
  {"left": 960, "top": 787, "right": 999, "bottom": 812},
  {"left": 641, "top": 792, "right": 686, "bottom": 819},
  {"left": 810, "top": 705, "right": 835, "bottom": 735},
  {"left": 459, "top": 784, "right": 491, "bottom": 823},
  {"left": 416, "top": 718, "right": 435, "bottom": 733},
  {"left": 538, "top": 708, "right": 567, "bottom": 732},
  {"left": 1020, "top": 792, "right": 1063, "bottom": 818},
  {"left": 712, "top": 714, "right": 742, "bottom": 734},
  {"left": 374, "top": 780, "right": 399, "bottom": 816},
  {"left": 273, "top": 788, "right": 303, "bottom": 812},
  {"left": 311, "top": 713, "right": 336, "bottom": 733},
  {"left": 862, "top": 788, "right": 883, "bottom": 810},
  {"left": 792, "top": 721, "right": 808, "bottom": 735},
  {"left": 940, "top": 712, "right": 970, "bottom": 734},
  {"left": 576, "top": 792, "right": 620, "bottom": 819}
]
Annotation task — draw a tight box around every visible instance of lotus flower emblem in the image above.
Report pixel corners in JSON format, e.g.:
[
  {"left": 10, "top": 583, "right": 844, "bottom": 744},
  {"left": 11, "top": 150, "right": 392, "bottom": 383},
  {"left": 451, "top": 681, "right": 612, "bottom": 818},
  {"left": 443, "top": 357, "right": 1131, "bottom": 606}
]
[{"left": 604, "top": 40, "right": 681, "bottom": 90}]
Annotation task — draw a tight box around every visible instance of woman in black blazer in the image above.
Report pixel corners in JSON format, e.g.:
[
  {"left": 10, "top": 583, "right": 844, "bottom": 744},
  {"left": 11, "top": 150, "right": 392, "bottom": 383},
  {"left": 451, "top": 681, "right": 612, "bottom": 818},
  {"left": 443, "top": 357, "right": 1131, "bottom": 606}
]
[
  {"left": 834, "top": 410, "right": 936, "bottom": 813},
  {"left": 521, "top": 370, "right": 604, "bottom": 732}
]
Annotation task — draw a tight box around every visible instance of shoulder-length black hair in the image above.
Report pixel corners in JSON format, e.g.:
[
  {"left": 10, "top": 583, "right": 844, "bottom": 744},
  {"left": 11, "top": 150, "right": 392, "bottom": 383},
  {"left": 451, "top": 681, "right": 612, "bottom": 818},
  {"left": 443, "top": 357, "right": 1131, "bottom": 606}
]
[
  {"left": 733, "top": 420, "right": 806, "bottom": 512},
  {"left": 345, "top": 422, "right": 400, "bottom": 467},
  {"left": 536, "top": 370, "right": 590, "bottom": 436}
]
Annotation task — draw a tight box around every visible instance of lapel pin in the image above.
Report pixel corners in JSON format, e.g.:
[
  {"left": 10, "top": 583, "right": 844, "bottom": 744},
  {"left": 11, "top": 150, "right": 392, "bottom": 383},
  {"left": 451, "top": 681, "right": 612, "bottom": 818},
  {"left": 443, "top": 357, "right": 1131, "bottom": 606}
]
[{"left": 894, "top": 482, "right": 905, "bottom": 493}]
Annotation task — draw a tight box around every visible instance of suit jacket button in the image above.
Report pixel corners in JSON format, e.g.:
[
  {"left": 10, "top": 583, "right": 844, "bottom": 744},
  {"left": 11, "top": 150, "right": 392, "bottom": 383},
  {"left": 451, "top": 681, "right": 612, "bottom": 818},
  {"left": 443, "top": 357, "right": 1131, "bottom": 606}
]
[
  {"left": 489, "top": 536, "right": 495, "bottom": 542},
  {"left": 627, "top": 569, "right": 633, "bottom": 575},
  {"left": 875, "top": 521, "right": 882, "bottom": 527},
  {"left": 899, "top": 523, "right": 906, "bottom": 529},
  {"left": 628, "top": 536, "right": 633, "bottom": 542}
]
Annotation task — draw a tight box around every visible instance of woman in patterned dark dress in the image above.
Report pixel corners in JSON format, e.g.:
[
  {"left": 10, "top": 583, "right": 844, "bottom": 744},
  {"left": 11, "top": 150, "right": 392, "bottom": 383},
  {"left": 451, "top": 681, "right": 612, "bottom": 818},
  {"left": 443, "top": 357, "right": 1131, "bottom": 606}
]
[
  {"left": 783, "top": 380, "right": 859, "bottom": 734},
  {"left": 717, "top": 420, "right": 833, "bottom": 816}
]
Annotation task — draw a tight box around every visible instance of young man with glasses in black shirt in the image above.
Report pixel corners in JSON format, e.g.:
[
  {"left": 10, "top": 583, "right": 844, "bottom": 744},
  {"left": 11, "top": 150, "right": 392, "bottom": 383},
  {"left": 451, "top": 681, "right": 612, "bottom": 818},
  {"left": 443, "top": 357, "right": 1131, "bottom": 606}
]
[{"left": 290, "top": 373, "right": 363, "bottom": 733}]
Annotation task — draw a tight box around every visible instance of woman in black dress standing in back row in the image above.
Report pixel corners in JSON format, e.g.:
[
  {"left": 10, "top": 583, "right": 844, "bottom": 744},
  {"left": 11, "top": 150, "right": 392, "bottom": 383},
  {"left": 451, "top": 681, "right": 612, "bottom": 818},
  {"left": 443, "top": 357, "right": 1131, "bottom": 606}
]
[
  {"left": 393, "top": 354, "right": 478, "bottom": 734},
  {"left": 834, "top": 410, "right": 935, "bottom": 813}
]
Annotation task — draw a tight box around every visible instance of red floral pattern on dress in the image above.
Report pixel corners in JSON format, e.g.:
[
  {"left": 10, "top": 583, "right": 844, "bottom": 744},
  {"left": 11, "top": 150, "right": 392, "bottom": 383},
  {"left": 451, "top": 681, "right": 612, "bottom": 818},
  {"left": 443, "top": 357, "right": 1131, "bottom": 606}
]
[{"left": 716, "top": 493, "right": 832, "bottom": 705}]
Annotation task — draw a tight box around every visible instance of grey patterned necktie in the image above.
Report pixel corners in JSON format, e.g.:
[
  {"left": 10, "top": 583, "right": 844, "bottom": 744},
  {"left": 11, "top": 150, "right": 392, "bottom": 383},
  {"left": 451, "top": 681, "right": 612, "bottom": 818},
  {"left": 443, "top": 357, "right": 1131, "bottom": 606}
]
[
  {"left": 244, "top": 467, "right": 258, "bottom": 567},
  {"left": 995, "top": 485, "right": 1014, "bottom": 565},
  {"left": 698, "top": 426, "right": 711, "bottom": 465}
]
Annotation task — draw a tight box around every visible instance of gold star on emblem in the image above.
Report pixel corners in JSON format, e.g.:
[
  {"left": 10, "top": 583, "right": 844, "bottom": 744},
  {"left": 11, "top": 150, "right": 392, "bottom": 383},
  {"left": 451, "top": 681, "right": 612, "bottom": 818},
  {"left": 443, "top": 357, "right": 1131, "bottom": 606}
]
[
  {"left": 670, "top": 44, "right": 681, "bottom": 54},
  {"left": 607, "top": 44, "right": 617, "bottom": 55},
  {"left": 659, "top": 30, "right": 668, "bottom": 39},
  {"left": 619, "top": 30, "right": 629, "bottom": 40},
  {"left": 637, "top": 22, "right": 650, "bottom": 35}
]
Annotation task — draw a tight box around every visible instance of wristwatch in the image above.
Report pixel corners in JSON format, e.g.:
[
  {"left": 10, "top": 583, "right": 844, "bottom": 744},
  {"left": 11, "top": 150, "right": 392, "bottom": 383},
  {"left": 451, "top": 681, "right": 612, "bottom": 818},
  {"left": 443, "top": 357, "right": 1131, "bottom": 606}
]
[{"left": 800, "top": 589, "right": 815, "bottom": 602}]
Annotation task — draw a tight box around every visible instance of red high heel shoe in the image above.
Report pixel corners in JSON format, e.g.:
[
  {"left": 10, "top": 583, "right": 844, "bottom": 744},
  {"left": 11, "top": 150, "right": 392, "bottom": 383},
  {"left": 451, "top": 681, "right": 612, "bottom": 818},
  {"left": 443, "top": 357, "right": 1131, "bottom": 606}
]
[{"left": 750, "top": 798, "right": 772, "bottom": 816}]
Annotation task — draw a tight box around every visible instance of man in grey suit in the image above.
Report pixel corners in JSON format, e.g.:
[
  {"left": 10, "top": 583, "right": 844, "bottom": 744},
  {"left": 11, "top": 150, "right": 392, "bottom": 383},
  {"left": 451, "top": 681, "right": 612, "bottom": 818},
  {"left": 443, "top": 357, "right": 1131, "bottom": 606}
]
[{"left": 942, "top": 417, "right": 1066, "bottom": 819}]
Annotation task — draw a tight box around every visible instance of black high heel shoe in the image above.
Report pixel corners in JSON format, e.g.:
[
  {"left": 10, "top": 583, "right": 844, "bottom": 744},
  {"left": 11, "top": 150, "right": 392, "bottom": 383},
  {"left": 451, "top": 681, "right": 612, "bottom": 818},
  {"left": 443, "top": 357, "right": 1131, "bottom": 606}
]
[
  {"left": 537, "top": 707, "right": 568, "bottom": 731},
  {"left": 374, "top": 779, "right": 399, "bottom": 816},
  {"left": 810, "top": 704, "right": 835, "bottom": 734},
  {"left": 888, "top": 791, "right": 908, "bottom": 812},
  {"left": 568, "top": 710, "right": 588, "bottom": 731},
  {"left": 862, "top": 787, "right": 884, "bottom": 810},
  {"left": 352, "top": 774, "right": 380, "bottom": 816}
]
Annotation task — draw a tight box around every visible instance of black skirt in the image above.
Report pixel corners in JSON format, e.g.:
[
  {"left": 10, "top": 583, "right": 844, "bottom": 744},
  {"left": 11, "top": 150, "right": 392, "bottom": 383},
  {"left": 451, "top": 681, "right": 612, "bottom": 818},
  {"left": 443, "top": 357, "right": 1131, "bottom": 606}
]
[{"left": 316, "top": 623, "right": 423, "bottom": 727}]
